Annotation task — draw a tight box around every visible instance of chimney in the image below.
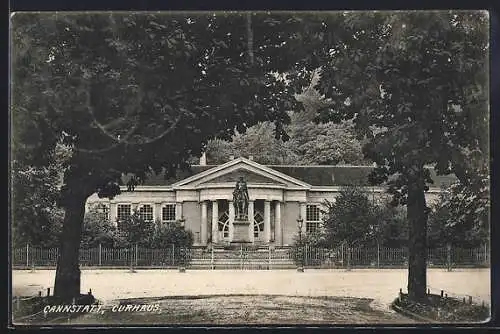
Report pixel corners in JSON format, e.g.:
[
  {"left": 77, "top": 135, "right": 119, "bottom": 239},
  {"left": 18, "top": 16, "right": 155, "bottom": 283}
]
[
  {"left": 199, "top": 152, "right": 207, "bottom": 166},
  {"left": 248, "top": 155, "right": 254, "bottom": 161}
]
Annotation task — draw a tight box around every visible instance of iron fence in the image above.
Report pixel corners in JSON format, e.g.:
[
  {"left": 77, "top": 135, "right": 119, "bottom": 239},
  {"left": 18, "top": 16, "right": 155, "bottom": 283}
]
[{"left": 12, "top": 244, "right": 489, "bottom": 270}]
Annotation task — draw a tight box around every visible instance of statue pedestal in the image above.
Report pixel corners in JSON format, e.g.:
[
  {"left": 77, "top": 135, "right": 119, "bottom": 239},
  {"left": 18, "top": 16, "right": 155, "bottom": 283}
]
[{"left": 231, "top": 219, "right": 252, "bottom": 245}]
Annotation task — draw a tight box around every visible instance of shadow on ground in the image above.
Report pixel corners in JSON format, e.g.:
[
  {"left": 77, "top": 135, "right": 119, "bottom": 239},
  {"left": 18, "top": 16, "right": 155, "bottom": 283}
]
[{"left": 21, "top": 294, "right": 417, "bottom": 325}]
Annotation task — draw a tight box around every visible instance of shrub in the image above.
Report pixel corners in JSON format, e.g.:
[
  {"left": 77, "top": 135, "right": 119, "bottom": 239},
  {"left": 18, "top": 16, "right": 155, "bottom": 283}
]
[{"left": 149, "top": 220, "right": 194, "bottom": 249}]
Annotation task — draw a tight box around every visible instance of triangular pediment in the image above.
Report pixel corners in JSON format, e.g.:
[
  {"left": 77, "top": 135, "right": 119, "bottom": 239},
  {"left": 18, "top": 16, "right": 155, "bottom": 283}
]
[
  {"left": 172, "top": 157, "right": 311, "bottom": 190},
  {"left": 201, "top": 169, "right": 284, "bottom": 185}
]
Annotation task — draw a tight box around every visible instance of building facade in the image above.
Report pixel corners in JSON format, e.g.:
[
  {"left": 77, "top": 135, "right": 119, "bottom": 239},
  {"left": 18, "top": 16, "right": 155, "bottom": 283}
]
[{"left": 86, "top": 157, "right": 455, "bottom": 247}]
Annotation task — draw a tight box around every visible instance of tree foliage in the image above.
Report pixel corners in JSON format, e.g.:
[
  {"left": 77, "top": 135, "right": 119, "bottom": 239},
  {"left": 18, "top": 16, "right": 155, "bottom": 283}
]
[
  {"left": 11, "top": 143, "right": 70, "bottom": 248},
  {"left": 148, "top": 221, "right": 194, "bottom": 249},
  {"left": 11, "top": 12, "right": 309, "bottom": 199},
  {"left": 80, "top": 208, "right": 194, "bottom": 249},
  {"left": 205, "top": 110, "right": 367, "bottom": 165},
  {"left": 81, "top": 207, "right": 122, "bottom": 248},
  {"left": 322, "top": 186, "right": 378, "bottom": 248},
  {"left": 321, "top": 186, "right": 408, "bottom": 248},
  {"left": 315, "top": 11, "right": 488, "bottom": 199},
  {"left": 427, "top": 182, "right": 489, "bottom": 248}
]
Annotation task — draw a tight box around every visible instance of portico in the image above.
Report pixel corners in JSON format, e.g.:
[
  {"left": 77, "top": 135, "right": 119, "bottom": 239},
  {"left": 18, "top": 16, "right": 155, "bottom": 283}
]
[{"left": 197, "top": 197, "right": 283, "bottom": 246}]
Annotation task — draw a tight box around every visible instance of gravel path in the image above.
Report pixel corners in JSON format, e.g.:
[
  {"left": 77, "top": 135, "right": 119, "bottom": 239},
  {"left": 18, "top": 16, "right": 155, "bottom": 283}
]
[
  {"left": 69, "top": 295, "right": 416, "bottom": 325},
  {"left": 12, "top": 268, "right": 490, "bottom": 325}
]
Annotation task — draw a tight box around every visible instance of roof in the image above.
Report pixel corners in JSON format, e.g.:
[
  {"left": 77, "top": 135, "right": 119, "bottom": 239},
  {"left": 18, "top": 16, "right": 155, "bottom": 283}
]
[
  {"left": 122, "top": 161, "right": 457, "bottom": 188},
  {"left": 171, "top": 157, "right": 311, "bottom": 189}
]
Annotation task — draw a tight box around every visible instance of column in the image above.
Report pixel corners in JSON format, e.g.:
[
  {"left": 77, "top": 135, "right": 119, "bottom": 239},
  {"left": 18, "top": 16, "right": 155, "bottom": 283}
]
[
  {"left": 228, "top": 201, "right": 235, "bottom": 240},
  {"left": 201, "top": 201, "right": 208, "bottom": 246},
  {"left": 264, "top": 200, "right": 271, "bottom": 243},
  {"left": 275, "top": 201, "right": 282, "bottom": 246},
  {"left": 110, "top": 203, "right": 117, "bottom": 225},
  {"left": 248, "top": 200, "right": 255, "bottom": 243},
  {"left": 154, "top": 203, "right": 162, "bottom": 222},
  {"left": 300, "top": 202, "right": 307, "bottom": 234},
  {"left": 212, "top": 200, "right": 219, "bottom": 244},
  {"left": 176, "top": 202, "right": 183, "bottom": 220}
]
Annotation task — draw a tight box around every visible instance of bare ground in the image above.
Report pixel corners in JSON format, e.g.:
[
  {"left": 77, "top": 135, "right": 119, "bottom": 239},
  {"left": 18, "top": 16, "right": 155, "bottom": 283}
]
[
  {"left": 65, "top": 295, "right": 416, "bottom": 325},
  {"left": 11, "top": 268, "right": 490, "bottom": 325}
]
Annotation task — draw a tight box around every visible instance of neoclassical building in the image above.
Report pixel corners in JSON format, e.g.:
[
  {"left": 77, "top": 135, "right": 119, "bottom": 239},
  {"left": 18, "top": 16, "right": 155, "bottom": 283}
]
[{"left": 86, "top": 156, "right": 456, "bottom": 247}]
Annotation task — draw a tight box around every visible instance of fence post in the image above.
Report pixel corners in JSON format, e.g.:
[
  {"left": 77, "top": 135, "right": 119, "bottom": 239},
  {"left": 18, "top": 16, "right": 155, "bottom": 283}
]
[
  {"left": 240, "top": 244, "right": 243, "bottom": 270},
  {"left": 347, "top": 247, "right": 351, "bottom": 271},
  {"left": 377, "top": 242, "right": 380, "bottom": 268},
  {"left": 128, "top": 245, "right": 135, "bottom": 273},
  {"left": 26, "top": 244, "right": 29, "bottom": 268},
  {"left": 341, "top": 244, "right": 344, "bottom": 268},
  {"left": 484, "top": 243, "right": 488, "bottom": 265},
  {"left": 446, "top": 243, "right": 452, "bottom": 272},
  {"left": 211, "top": 246, "right": 214, "bottom": 270},
  {"left": 305, "top": 245, "right": 308, "bottom": 267},
  {"left": 171, "top": 244, "right": 175, "bottom": 266},
  {"left": 268, "top": 245, "right": 271, "bottom": 270},
  {"left": 135, "top": 244, "right": 138, "bottom": 267},
  {"left": 99, "top": 244, "right": 102, "bottom": 266}
]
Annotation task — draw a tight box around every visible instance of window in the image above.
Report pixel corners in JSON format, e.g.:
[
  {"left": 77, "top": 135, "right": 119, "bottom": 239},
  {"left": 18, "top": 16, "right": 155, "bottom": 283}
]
[
  {"left": 306, "top": 221, "right": 320, "bottom": 233},
  {"left": 306, "top": 205, "right": 321, "bottom": 222},
  {"left": 138, "top": 204, "right": 154, "bottom": 222},
  {"left": 117, "top": 204, "right": 131, "bottom": 222},
  {"left": 95, "top": 203, "right": 110, "bottom": 221},
  {"left": 162, "top": 204, "right": 176, "bottom": 222},
  {"left": 306, "top": 204, "right": 321, "bottom": 233}
]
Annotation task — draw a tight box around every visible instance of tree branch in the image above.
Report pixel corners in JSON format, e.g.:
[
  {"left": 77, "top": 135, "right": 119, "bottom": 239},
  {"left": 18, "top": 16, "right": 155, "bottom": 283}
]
[
  {"left": 126, "top": 115, "right": 182, "bottom": 145},
  {"left": 84, "top": 79, "right": 140, "bottom": 144},
  {"left": 246, "top": 13, "right": 254, "bottom": 65}
]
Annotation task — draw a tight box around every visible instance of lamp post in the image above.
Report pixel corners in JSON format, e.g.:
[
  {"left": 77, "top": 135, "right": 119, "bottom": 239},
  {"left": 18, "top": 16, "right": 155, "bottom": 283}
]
[
  {"left": 178, "top": 216, "right": 187, "bottom": 272},
  {"left": 297, "top": 217, "right": 304, "bottom": 272}
]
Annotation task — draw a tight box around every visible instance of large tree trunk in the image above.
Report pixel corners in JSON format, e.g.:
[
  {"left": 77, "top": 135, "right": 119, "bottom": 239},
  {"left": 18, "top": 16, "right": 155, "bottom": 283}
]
[
  {"left": 407, "top": 171, "right": 429, "bottom": 301},
  {"left": 53, "top": 192, "right": 88, "bottom": 301}
]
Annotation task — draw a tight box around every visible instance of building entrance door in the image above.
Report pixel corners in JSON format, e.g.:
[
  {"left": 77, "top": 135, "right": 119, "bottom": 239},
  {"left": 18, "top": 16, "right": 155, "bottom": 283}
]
[{"left": 253, "top": 210, "right": 265, "bottom": 242}]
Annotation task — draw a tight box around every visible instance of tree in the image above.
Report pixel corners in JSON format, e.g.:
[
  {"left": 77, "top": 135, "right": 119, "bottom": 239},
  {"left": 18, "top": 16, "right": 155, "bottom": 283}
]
[
  {"left": 205, "top": 138, "right": 235, "bottom": 165},
  {"left": 289, "top": 82, "right": 367, "bottom": 165},
  {"left": 287, "top": 116, "right": 366, "bottom": 165},
  {"left": 80, "top": 207, "right": 123, "bottom": 248},
  {"left": 314, "top": 11, "right": 489, "bottom": 300},
  {"left": 205, "top": 116, "right": 367, "bottom": 166},
  {"left": 230, "top": 121, "right": 300, "bottom": 164},
  {"left": 11, "top": 164, "right": 63, "bottom": 248},
  {"left": 204, "top": 73, "right": 368, "bottom": 166},
  {"left": 116, "top": 212, "right": 156, "bottom": 247},
  {"left": 149, "top": 221, "right": 194, "bottom": 249},
  {"left": 378, "top": 203, "right": 408, "bottom": 249},
  {"left": 322, "top": 186, "right": 379, "bottom": 248},
  {"left": 11, "top": 12, "right": 315, "bottom": 300},
  {"left": 427, "top": 182, "right": 489, "bottom": 248},
  {"left": 321, "top": 187, "right": 408, "bottom": 250},
  {"left": 11, "top": 142, "right": 70, "bottom": 248}
]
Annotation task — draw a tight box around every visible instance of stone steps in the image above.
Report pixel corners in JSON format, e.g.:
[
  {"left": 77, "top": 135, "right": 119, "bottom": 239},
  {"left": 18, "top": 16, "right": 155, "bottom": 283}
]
[{"left": 188, "top": 248, "right": 296, "bottom": 269}]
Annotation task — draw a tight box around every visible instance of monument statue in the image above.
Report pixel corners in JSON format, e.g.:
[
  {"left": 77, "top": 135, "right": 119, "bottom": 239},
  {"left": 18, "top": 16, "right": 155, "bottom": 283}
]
[{"left": 233, "top": 176, "right": 249, "bottom": 220}]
